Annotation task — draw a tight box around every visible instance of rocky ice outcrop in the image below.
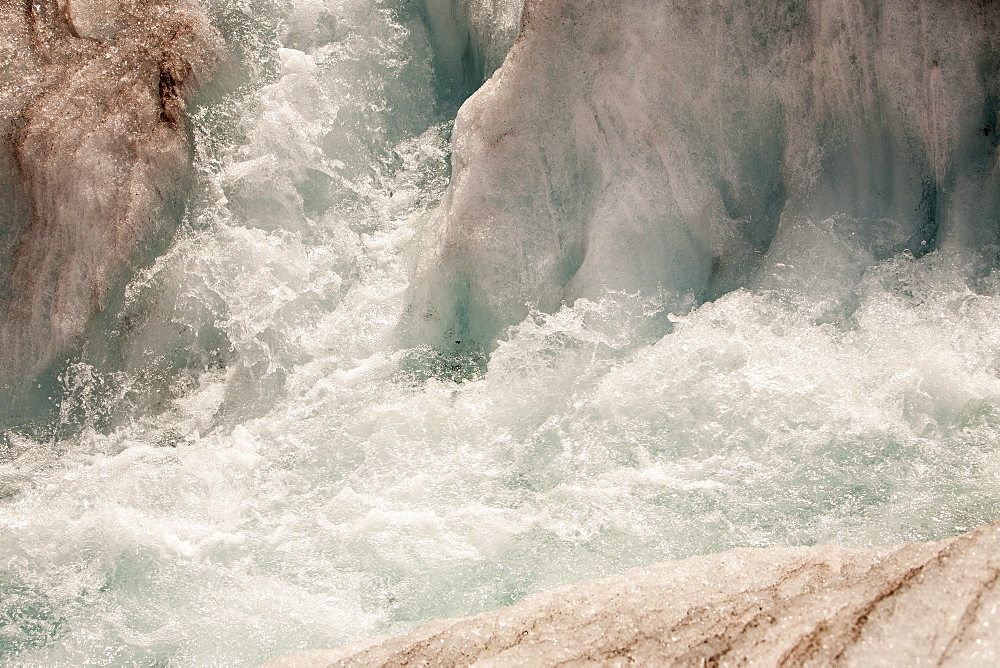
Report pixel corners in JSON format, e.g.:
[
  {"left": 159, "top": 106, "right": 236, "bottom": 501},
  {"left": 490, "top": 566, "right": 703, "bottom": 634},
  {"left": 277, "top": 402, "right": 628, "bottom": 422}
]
[
  {"left": 265, "top": 519, "right": 1000, "bottom": 666},
  {"left": 0, "top": 0, "right": 218, "bottom": 382},
  {"left": 406, "top": 0, "right": 1000, "bottom": 354}
]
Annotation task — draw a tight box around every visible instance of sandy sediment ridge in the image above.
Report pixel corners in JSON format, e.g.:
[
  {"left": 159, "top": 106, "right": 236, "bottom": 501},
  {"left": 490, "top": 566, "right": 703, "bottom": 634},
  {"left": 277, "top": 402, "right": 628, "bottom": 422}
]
[{"left": 264, "top": 519, "right": 1000, "bottom": 666}]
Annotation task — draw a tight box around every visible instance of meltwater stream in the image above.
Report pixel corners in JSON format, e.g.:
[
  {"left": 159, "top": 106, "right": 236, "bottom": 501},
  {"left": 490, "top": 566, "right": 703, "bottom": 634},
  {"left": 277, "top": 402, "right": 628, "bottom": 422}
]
[{"left": 4, "top": 0, "right": 1000, "bottom": 664}]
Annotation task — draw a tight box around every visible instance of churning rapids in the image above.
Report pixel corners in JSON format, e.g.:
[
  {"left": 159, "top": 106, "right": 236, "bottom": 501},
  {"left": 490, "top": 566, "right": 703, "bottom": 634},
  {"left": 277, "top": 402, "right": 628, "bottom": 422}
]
[{"left": 3, "top": 0, "right": 1000, "bottom": 664}]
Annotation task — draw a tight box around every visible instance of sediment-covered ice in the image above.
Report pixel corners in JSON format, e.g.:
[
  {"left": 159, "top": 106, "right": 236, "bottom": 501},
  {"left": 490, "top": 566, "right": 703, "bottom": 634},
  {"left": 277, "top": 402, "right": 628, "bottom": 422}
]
[
  {"left": 266, "top": 519, "right": 1000, "bottom": 666},
  {"left": 0, "top": 0, "right": 219, "bottom": 383}
]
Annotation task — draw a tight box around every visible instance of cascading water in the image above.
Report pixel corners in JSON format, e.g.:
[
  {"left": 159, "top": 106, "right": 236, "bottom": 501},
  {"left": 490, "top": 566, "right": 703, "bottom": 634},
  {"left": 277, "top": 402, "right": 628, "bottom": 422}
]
[{"left": 2, "top": 0, "right": 1000, "bottom": 664}]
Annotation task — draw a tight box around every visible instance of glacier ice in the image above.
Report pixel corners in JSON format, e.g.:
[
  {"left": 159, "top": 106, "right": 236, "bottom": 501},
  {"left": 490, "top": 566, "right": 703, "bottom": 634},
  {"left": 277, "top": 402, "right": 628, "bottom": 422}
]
[{"left": 406, "top": 0, "right": 1000, "bottom": 355}]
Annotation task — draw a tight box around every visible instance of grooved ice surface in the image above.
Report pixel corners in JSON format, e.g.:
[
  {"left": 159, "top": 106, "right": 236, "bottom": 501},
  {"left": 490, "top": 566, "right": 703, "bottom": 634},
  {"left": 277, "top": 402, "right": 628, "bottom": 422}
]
[{"left": 266, "top": 520, "right": 1000, "bottom": 666}]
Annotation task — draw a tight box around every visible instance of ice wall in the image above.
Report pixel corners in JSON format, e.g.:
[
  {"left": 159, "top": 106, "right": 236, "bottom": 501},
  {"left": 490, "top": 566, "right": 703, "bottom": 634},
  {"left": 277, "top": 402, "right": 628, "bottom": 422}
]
[
  {"left": 406, "top": 0, "right": 1000, "bottom": 354},
  {"left": 0, "top": 0, "right": 219, "bottom": 386}
]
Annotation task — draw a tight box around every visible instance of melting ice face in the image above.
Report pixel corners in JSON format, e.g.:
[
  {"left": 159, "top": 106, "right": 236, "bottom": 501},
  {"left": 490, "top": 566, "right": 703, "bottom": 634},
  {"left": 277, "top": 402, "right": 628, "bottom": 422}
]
[
  {"left": 408, "top": 0, "right": 1000, "bottom": 354},
  {"left": 3, "top": 0, "right": 1000, "bottom": 665}
]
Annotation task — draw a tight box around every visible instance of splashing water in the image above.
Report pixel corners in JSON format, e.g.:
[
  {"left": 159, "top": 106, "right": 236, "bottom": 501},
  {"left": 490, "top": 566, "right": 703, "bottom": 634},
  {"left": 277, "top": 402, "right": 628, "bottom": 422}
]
[{"left": 3, "top": 0, "right": 1000, "bottom": 665}]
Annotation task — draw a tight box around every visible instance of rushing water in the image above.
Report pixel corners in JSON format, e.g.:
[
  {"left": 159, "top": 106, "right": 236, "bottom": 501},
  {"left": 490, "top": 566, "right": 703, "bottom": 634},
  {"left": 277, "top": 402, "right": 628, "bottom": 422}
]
[{"left": 4, "top": 0, "right": 1000, "bottom": 664}]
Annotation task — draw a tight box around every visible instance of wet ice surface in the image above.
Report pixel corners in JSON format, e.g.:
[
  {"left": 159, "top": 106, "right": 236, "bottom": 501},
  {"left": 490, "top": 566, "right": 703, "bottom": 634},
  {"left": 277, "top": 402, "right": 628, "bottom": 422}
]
[
  {"left": 264, "top": 521, "right": 1000, "bottom": 666},
  {"left": 3, "top": 0, "right": 1000, "bottom": 665}
]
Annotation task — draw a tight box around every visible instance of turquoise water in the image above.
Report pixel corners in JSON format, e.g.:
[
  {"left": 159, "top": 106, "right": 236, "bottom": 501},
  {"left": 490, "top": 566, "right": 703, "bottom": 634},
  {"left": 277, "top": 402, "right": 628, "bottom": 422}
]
[{"left": 3, "top": 0, "right": 1000, "bottom": 664}]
